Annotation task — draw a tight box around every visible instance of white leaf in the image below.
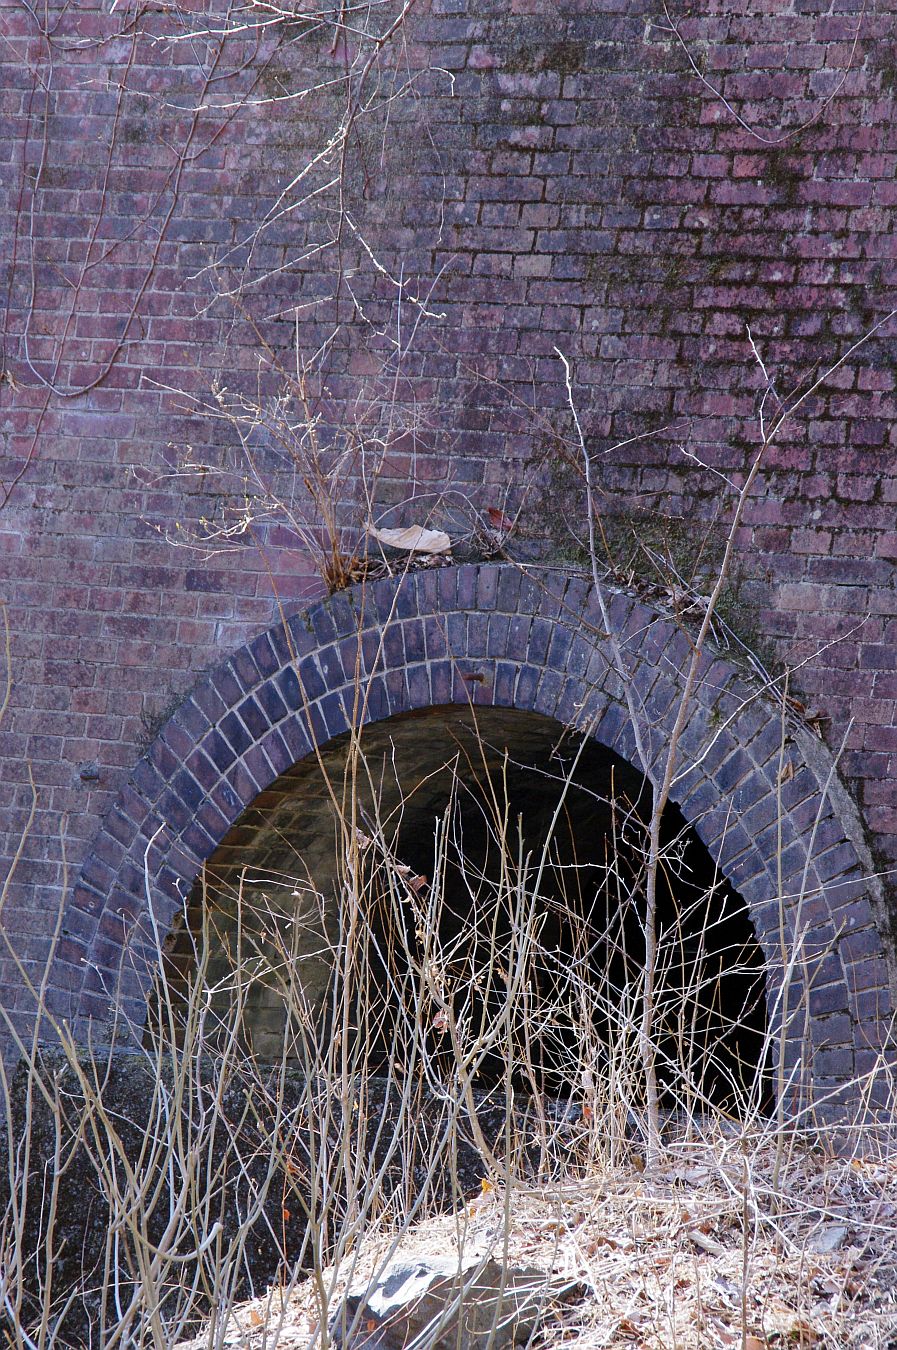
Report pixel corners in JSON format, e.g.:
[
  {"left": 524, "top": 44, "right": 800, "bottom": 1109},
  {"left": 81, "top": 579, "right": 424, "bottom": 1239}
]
[{"left": 369, "top": 524, "right": 452, "bottom": 554}]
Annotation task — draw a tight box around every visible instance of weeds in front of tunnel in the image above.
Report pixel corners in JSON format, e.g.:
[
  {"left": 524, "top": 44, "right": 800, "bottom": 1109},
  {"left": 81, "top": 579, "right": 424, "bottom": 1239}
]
[
  {"left": 0, "top": 606, "right": 876, "bottom": 1349},
  {"left": 552, "top": 310, "right": 897, "bottom": 1168},
  {"left": 1, "top": 703, "right": 897, "bottom": 1347},
  {"left": 7, "top": 319, "right": 897, "bottom": 1345},
  {"left": 141, "top": 753, "right": 897, "bottom": 1350},
  {"left": 139, "top": 735, "right": 784, "bottom": 1327}
]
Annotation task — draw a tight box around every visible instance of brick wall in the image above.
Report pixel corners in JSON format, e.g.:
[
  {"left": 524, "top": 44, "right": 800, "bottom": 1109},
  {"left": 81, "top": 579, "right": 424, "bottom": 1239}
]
[{"left": 1, "top": 0, "right": 896, "bottom": 1021}]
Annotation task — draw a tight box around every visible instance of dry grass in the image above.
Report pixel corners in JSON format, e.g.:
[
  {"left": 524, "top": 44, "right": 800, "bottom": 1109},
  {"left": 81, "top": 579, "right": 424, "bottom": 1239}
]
[
  {"left": 2, "top": 587, "right": 895, "bottom": 1349},
  {"left": 2, "top": 708, "right": 895, "bottom": 1350},
  {"left": 5, "top": 722, "right": 894, "bottom": 1350},
  {"left": 177, "top": 1120, "right": 897, "bottom": 1350}
]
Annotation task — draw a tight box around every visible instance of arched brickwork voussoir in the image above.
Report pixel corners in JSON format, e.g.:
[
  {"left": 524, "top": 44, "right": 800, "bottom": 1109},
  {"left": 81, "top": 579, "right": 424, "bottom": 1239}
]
[{"left": 68, "top": 563, "right": 894, "bottom": 1118}]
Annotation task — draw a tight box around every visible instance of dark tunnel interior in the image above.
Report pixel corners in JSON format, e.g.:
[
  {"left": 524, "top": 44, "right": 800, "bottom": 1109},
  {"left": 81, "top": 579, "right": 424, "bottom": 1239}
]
[{"left": 157, "top": 708, "right": 770, "bottom": 1113}]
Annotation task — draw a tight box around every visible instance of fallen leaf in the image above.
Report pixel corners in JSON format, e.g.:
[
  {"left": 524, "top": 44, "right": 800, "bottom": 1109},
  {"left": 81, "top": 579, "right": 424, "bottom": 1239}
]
[
  {"left": 710, "top": 1273, "right": 742, "bottom": 1305},
  {"left": 369, "top": 523, "right": 452, "bottom": 554},
  {"left": 689, "top": 1230, "right": 726, "bottom": 1257},
  {"left": 671, "top": 1166, "right": 712, "bottom": 1186},
  {"left": 487, "top": 507, "right": 515, "bottom": 532},
  {"left": 788, "top": 1317, "right": 820, "bottom": 1346},
  {"left": 805, "top": 708, "right": 829, "bottom": 738},
  {"left": 617, "top": 1315, "right": 646, "bottom": 1336},
  {"left": 586, "top": 1233, "right": 634, "bottom": 1254},
  {"left": 808, "top": 1223, "right": 848, "bottom": 1253}
]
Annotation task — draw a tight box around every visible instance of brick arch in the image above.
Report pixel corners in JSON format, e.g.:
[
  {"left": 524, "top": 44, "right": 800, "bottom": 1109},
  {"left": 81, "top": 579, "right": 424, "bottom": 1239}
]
[{"left": 68, "top": 563, "right": 893, "bottom": 1115}]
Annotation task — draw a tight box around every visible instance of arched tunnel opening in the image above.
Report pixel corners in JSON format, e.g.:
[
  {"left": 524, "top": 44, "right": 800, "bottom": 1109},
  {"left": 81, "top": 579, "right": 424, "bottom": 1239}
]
[{"left": 155, "top": 707, "right": 770, "bottom": 1115}]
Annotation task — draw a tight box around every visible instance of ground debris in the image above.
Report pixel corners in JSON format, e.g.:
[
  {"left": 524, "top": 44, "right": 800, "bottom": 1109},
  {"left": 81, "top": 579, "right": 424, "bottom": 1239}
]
[
  {"left": 176, "top": 1124, "right": 897, "bottom": 1350},
  {"left": 329, "top": 1254, "right": 583, "bottom": 1350}
]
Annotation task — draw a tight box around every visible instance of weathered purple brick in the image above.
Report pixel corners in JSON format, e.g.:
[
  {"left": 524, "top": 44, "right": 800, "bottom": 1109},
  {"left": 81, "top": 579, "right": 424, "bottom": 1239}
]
[
  {"left": 260, "top": 727, "right": 296, "bottom": 776},
  {"left": 424, "top": 616, "right": 450, "bottom": 660},
  {"left": 415, "top": 569, "right": 441, "bottom": 614},
  {"left": 447, "top": 609, "right": 470, "bottom": 653},
  {"left": 212, "top": 666, "right": 243, "bottom": 710},
  {"left": 496, "top": 566, "right": 522, "bottom": 614},
  {"left": 492, "top": 661, "right": 518, "bottom": 708},
  {"left": 181, "top": 820, "right": 219, "bottom": 864},
  {"left": 476, "top": 566, "right": 499, "bottom": 611},
  {"left": 327, "top": 591, "right": 358, "bottom": 640},
  {"left": 296, "top": 659, "right": 326, "bottom": 703},
  {"left": 131, "top": 757, "right": 166, "bottom": 804},
  {"left": 429, "top": 659, "right": 453, "bottom": 706},
  {"left": 437, "top": 566, "right": 460, "bottom": 611},
  {"left": 514, "top": 663, "right": 539, "bottom": 711},
  {"left": 406, "top": 664, "right": 432, "bottom": 709},
  {"left": 310, "top": 606, "right": 338, "bottom": 648},
  {"left": 401, "top": 618, "right": 426, "bottom": 664},
  {"left": 155, "top": 784, "right": 196, "bottom": 837},
  {"left": 391, "top": 579, "right": 419, "bottom": 621},
  {"left": 320, "top": 691, "right": 350, "bottom": 740},
  {"left": 171, "top": 767, "right": 205, "bottom": 813},
  {"left": 250, "top": 630, "right": 282, "bottom": 679},
  {"left": 256, "top": 679, "right": 288, "bottom": 726},
  {"left": 281, "top": 718, "right": 314, "bottom": 763},
  {"left": 526, "top": 616, "right": 553, "bottom": 664},
  {"left": 379, "top": 624, "right": 405, "bottom": 670},
  {"left": 220, "top": 711, "right": 252, "bottom": 756},
  {"left": 230, "top": 645, "right": 261, "bottom": 693},
  {"left": 237, "top": 695, "right": 269, "bottom": 740},
  {"left": 146, "top": 736, "right": 180, "bottom": 779},
  {"left": 715, "top": 747, "right": 754, "bottom": 793}
]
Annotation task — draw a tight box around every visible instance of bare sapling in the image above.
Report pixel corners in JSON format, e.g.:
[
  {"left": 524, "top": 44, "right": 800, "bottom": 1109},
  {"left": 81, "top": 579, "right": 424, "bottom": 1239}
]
[{"left": 555, "top": 306, "right": 897, "bottom": 1167}]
